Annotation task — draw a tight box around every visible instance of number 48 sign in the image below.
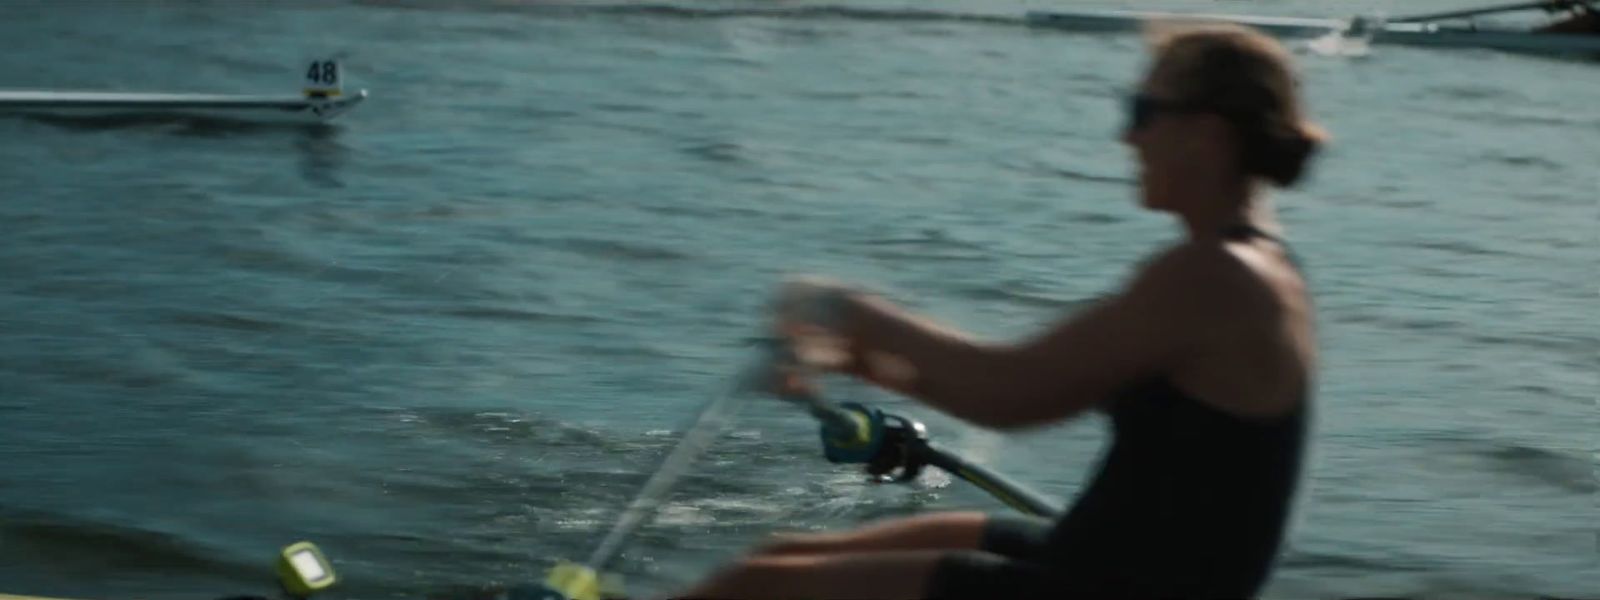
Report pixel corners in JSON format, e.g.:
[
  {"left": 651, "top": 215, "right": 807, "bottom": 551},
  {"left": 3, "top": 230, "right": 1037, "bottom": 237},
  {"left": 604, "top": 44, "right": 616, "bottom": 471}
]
[{"left": 303, "top": 59, "right": 343, "bottom": 98}]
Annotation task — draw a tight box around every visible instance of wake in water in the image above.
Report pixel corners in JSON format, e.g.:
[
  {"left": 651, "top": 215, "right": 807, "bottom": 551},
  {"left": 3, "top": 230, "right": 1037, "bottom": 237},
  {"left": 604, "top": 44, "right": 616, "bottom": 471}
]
[{"left": 1303, "top": 14, "right": 1386, "bottom": 59}]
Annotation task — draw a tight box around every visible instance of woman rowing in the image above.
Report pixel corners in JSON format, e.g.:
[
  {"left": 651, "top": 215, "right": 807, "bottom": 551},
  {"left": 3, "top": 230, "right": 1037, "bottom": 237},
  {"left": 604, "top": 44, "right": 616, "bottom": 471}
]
[{"left": 673, "top": 22, "right": 1327, "bottom": 600}]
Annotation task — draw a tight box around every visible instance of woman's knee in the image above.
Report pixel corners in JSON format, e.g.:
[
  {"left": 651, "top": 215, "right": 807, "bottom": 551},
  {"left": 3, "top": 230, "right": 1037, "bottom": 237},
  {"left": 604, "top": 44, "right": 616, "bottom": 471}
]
[
  {"left": 752, "top": 531, "right": 842, "bottom": 556},
  {"left": 685, "top": 554, "right": 814, "bottom": 595},
  {"left": 753, "top": 511, "right": 990, "bottom": 557},
  {"left": 680, "top": 551, "right": 946, "bottom": 600},
  {"left": 856, "top": 511, "right": 989, "bottom": 549}
]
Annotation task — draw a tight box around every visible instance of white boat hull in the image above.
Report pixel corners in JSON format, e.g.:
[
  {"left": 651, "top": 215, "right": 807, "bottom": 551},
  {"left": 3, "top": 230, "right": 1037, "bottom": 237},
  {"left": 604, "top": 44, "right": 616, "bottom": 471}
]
[{"left": 1024, "top": 9, "right": 1600, "bottom": 57}]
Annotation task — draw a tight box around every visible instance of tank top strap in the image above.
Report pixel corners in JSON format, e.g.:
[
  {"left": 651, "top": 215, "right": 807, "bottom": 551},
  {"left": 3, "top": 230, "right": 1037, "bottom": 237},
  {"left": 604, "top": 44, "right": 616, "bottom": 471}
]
[{"left": 1219, "top": 223, "right": 1303, "bottom": 271}]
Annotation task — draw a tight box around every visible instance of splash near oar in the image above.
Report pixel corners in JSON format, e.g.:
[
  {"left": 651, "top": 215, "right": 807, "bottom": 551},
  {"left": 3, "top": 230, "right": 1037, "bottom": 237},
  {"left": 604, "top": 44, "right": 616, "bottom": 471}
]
[
  {"left": 518, "top": 349, "right": 780, "bottom": 600},
  {"left": 585, "top": 359, "right": 763, "bottom": 570}
]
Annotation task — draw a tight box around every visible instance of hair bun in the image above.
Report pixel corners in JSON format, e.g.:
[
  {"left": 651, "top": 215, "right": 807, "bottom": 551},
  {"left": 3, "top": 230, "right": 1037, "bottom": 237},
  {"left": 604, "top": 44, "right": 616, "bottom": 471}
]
[{"left": 1246, "top": 121, "right": 1324, "bottom": 188}]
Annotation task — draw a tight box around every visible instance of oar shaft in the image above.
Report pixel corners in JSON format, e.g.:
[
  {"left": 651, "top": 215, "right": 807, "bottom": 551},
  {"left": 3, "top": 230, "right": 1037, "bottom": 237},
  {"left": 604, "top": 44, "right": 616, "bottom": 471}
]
[{"left": 916, "top": 441, "right": 1061, "bottom": 518}]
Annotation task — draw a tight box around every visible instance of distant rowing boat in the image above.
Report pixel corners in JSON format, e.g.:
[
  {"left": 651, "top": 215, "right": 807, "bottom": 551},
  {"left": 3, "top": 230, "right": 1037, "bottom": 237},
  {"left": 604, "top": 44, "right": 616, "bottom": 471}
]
[
  {"left": 0, "top": 58, "right": 368, "bottom": 123},
  {"left": 1025, "top": 1, "right": 1600, "bottom": 58},
  {"left": 0, "top": 89, "right": 367, "bottom": 121}
]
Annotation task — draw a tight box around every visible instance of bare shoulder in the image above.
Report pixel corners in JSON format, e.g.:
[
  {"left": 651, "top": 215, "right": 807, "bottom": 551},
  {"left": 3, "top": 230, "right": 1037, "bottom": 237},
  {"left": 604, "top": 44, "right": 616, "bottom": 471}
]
[
  {"left": 1126, "top": 241, "right": 1295, "bottom": 318},
  {"left": 1133, "top": 239, "right": 1314, "bottom": 418}
]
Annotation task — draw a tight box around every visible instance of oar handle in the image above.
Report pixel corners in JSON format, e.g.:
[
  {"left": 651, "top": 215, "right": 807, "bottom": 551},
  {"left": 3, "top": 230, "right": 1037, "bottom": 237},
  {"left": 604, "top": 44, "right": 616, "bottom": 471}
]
[
  {"left": 783, "top": 391, "right": 863, "bottom": 435},
  {"left": 747, "top": 335, "right": 877, "bottom": 444}
]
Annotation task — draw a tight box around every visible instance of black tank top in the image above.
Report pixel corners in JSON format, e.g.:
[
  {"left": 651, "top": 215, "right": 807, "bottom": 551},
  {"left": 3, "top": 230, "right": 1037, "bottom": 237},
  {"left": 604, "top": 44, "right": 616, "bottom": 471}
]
[{"left": 1045, "top": 225, "right": 1311, "bottom": 598}]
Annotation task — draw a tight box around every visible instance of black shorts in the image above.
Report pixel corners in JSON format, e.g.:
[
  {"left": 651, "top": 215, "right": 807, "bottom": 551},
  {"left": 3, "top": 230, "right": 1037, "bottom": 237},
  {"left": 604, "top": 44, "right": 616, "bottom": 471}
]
[
  {"left": 926, "top": 515, "right": 1267, "bottom": 598},
  {"left": 923, "top": 515, "right": 1099, "bottom": 599}
]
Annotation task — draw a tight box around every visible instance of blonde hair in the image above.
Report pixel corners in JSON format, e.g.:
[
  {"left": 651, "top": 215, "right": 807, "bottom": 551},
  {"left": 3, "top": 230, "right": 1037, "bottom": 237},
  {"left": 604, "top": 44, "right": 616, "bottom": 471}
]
[{"left": 1143, "top": 22, "right": 1329, "bottom": 187}]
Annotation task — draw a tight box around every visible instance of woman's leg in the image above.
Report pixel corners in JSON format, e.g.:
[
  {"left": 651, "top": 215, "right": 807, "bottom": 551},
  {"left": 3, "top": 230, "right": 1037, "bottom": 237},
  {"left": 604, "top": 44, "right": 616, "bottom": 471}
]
[
  {"left": 752, "top": 511, "right": 989, "bottom": 557},
  {"left": 668, "top": 549, "right": 949, "bottom": 600},
  {"left": 666, "top": 545, "right": 1072, "bottom": 600},
  {"left": 663, "top": 511, "right": 1069, "bottom": 599}
]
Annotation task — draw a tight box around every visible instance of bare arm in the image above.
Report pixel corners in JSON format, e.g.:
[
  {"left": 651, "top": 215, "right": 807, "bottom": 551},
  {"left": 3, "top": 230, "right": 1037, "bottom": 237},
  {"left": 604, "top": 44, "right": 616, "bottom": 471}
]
[{"left": 843, "top": 247, "right": 1232, "bottom": 430}]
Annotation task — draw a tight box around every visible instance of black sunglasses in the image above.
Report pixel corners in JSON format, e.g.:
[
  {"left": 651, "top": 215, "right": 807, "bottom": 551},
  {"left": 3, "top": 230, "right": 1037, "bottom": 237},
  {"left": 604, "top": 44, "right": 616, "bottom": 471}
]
[{"left": 1125, "top": 94, "right": 1211, "bottom": 133}]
